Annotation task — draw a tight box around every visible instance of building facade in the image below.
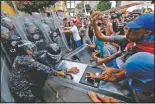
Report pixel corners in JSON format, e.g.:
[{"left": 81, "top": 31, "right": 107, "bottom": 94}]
[{"left": 66, "top": 0, "right": 75, "bottom": 17}]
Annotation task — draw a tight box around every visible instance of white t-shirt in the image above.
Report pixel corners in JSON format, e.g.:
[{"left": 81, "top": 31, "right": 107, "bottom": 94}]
[{"left": 71, "top": 26, "right": 81, "bottom": 41}]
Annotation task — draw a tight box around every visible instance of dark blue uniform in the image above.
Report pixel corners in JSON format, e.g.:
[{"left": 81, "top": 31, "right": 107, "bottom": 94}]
[{"left": 9, "top": 55, "right": 57, "bottom": 102}]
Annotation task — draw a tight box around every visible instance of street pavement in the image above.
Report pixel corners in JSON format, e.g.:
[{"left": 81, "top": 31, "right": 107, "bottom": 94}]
[{"left": 43, "top": 79, "right": 92, "bottom": 103}]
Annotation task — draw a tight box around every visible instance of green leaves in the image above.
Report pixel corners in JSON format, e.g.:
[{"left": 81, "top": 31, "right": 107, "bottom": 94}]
[
  {"left": 75, "top": 3, "right": 82, "bottom": 9},
  {"left": 7, "top": 1, "right": 56, "bottom": 15},
  {"left": 97, "top": 1, "right": 111, "bottom": 11}
]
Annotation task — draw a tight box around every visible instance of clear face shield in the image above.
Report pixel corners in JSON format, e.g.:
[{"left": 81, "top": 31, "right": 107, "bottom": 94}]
[
  {"left": 43, "top": 18, "right": 55, "bottom": 31},
  {"left": 25, "top": 22, "right": 38, "bottom": 33}
]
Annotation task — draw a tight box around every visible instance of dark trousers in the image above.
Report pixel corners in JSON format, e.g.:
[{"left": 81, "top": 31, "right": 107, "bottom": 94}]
[
  {"left": 65, "top": 34, "right": 72, "bottom": 47},
  {"left": 11, "top": 86, "right": 45, "bottom": 103}
]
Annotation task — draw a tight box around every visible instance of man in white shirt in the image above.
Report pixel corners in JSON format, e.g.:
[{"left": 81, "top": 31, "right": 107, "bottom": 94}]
[{"left": 63, "top": 21, "right": 82, "bottom": 49}]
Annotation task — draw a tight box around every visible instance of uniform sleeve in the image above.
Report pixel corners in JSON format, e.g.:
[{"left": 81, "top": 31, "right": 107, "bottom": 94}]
[
  {"left": 109, "top": 36, "right": 129, "bottom": 51},
  {"left": 18, "top": 56, "right": 57, "bottom": 75}
]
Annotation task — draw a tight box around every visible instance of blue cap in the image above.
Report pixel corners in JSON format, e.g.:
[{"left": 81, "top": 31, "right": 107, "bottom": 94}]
[{"left": 127, "top": 13, "right": 154, "bottom": 30}]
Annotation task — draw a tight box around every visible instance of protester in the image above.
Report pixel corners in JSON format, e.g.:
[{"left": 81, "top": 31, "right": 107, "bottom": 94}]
[
  {"left": 79, "top": 25, "right": 87, "bottom": 44},
  {"left": 102, "top": 15, "right": 115, "bottom": 36},
  {"left": 63, "top": 21, "right": 82, "bottom": 49},
  {"left": 86, "top": 12, "right": 154, "bottom": 102},
  {"left": 63, "top": 18, "right": 73, "bottom": 48}
]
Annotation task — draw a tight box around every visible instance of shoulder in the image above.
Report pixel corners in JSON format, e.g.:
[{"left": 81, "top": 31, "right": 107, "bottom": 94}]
[{"left": 108, "top": 23, "right": 113, "bottom": 27}]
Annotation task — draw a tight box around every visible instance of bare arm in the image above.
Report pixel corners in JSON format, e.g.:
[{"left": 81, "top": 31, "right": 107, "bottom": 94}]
[
  {"left": 109, "top": 23, "right": 115, "bottom": 35},
  {"left": 63, "top": 29, "right": 72, "bottom": 34},
  {"left": 110, "top": 42, "right": 120, "bottom": 48},
  {"left": 63, "top": 27, "right": 72, "bottom": 30},
  {"left": 92, "top": 21, "right": 110, "bottom": 42},
  {"left": 115, "top": 69, "right": 126, "bottom": 82},
  {"left": 100, "top": 68, "right": 126, "bottom": 82},
  {"left": 87, "top": 44, "right": 96, "bottom": 49},
  {"left": 97, "top": 51, "right": 121, "bottom": 65}
]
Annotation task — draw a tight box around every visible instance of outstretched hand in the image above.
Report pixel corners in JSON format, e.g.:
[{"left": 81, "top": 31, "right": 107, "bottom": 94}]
[
  {"left": 90, "top": 11, "right": 100, "bottom": 22},
  {"left": 96, "top": 94, "right": 119, "bottom": 103},
  {"left": 86, "top": 72, "right": 96, "bottom": 79},
  {"left": 101, "top": 68, "right": 116, "bottom": 80},
  {"left": 67, "top": 67, "right": 79, "bottom": 74}
]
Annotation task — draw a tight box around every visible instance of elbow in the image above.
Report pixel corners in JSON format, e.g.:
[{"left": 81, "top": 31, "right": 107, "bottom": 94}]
[{"left": 97, "top": 35, "right": 104, "bottom": 41}]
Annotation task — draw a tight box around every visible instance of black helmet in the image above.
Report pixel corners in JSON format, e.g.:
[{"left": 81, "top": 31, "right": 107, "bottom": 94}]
[
  {"left": 16, "top": 40, "right": 37, "bottom": 55},
  {"left": 1, "top": 26, "right": 10, "bottom": 34},
  {"left": 47, "top": 43, "right": 61, "bottom": 64},
  {"left": 1, "top": 17, "right": 15, "bottom": 31},
  {"left": 111, "top": 13, "right": 118, "bottom": 19},
  {"left": 1, "top": 26, "right": 11, "bottom": 40}
]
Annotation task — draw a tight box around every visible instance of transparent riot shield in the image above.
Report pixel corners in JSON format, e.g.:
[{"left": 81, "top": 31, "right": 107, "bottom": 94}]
[
  {"left": 1, "top": 16, "right": 26, "bottom": 65},
  {"left": 31, "top": 12, "right": 43, "bottom": 21},
  {"left": 51, "top": 9, "right": 72, "bottom": 53},
  {"left": 13, "top": 15, "right": 52, "bottom": 51},
  {"left": 41, "top": 16, "right": 56, "bottom": 32},
  {"left": 7, "top": 15, "right": 28, "bottom": 40}
]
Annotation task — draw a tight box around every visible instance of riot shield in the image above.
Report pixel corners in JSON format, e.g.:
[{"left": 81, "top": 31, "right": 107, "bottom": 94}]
[
  {"left": 51, "top": 9, "right": 72, "bottom": 53},
  {"left": 40, "top": 16, "right": 56, "bottom": 32},
  {"left": 6, "top": 15, "right": 28, "bottom": 40},
  {"left": 13, "top": 15, "right": 52, "bottom": 51},
  {"left": 31, "top": 12, "right": 43, "bottom": 21},
  {"left": 1, "top": 16, "right": 25, "bottom": 64}
]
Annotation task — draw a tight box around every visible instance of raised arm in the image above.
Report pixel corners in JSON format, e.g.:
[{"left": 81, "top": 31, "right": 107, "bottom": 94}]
[{"left": 91, "top": 12, "right": 110, "bottom": 42}]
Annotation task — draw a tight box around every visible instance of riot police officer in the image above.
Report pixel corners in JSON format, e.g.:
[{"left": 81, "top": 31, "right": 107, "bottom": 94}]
[
  {"left": 1, "top": 17, "right": 20, "bottom": 37},
  {"left": 36, "top": 43, "right": 80, "bottom": 73},
  {"left": 9, "top": 40, "right": 66, "bottom": 102},
  {"left": 1, "top": 26, "right": 21, "bottom": 63},
  {"left": 24, "top": 19, "right": 48, "bottom": 51}
]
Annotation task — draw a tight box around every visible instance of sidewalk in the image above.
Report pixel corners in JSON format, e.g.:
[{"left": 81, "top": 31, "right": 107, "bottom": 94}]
[{"left": 43, "top": 79, "right": 92, "bottom": 102}]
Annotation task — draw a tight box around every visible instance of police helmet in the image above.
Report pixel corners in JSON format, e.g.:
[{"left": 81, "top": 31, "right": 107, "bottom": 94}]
[
  {"left": 1, "top": 26, "right": 11, "bottom": 40},
  {"left": 24, "top": 21, "right": 38, "bottom": 34},
  {"left": 47, "top": 43, "right": 61, "bottom": 64},
  {"left": 16, "top": 40, "right": 37, "bottom": 55},
  {"left": 1, "top": 17, "right": 14, "bottom": 30}
]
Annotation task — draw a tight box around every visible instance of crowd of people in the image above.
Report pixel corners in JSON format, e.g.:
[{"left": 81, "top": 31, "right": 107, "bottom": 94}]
[
  {"left": 1, "top": 5, "right": 154, "bottom": 103},
  {"left": 59, "top": 8, "right": 154, "bottom": 103}
]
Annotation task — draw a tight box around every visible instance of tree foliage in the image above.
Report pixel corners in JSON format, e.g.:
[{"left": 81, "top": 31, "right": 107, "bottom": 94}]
[
  {"left": 6, "top": 1, "right": 57, "bottom": 15},
  {"left": 97, "top": 1, "right": 111, "bottom": 11},
  {"left": 75, "top": 2, "right": 82, "bottom": 9}
]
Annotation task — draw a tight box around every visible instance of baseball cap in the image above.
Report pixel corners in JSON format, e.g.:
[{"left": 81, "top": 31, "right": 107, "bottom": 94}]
[{"left": 127, "top": 13, "right": 154, "bottom": 30}]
